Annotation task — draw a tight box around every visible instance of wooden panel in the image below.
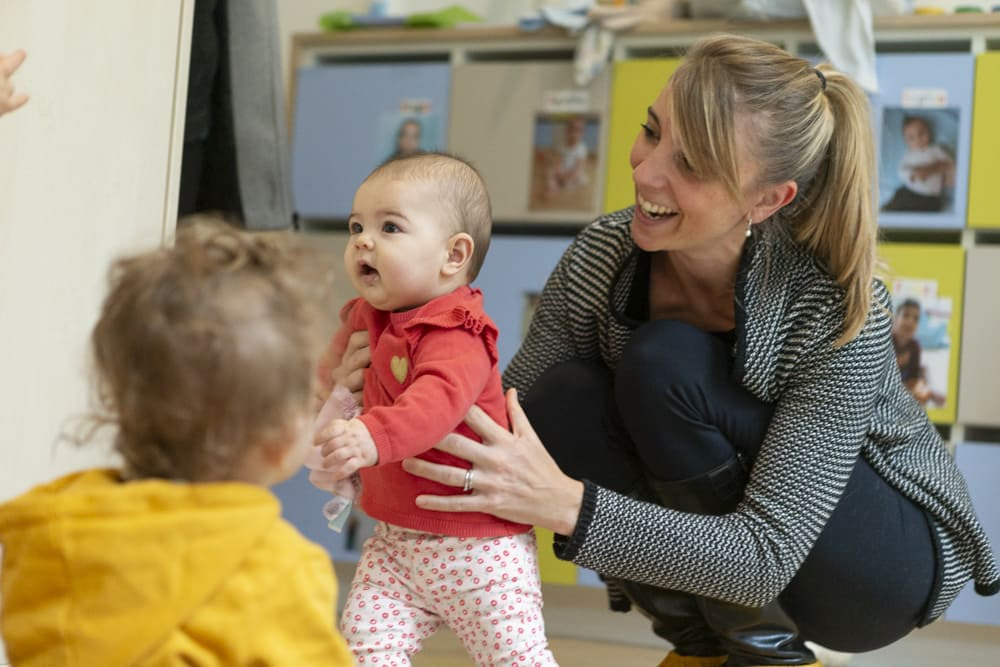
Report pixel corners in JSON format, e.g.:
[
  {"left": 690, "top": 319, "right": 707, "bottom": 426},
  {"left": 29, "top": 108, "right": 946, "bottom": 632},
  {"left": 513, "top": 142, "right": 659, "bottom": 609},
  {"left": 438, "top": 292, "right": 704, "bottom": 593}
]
[
  {"left": 957, "top": 247, "right": 1000, "bottom": 426},
  {"left": 449, "top": 62, "right": 610, "bottom": 226}
]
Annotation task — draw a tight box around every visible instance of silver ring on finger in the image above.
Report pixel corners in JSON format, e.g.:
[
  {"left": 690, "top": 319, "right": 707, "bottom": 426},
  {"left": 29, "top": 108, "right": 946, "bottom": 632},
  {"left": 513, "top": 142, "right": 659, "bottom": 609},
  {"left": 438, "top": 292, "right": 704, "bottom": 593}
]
[{"left": 462, "top": 467, "right": 474, "bottom": 493}]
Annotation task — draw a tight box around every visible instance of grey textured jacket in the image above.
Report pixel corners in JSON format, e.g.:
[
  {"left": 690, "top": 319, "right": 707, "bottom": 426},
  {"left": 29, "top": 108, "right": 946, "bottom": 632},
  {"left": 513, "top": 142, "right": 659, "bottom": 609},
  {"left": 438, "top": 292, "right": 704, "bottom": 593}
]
[{"left": 503, "top": 207, "right": 999, "bottom": 623}]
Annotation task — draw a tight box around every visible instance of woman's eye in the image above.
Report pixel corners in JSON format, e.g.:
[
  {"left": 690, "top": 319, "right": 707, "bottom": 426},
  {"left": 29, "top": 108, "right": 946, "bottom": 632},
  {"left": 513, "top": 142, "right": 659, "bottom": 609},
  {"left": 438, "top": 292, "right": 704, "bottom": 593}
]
[
  {"left": 675, "top": 152, "right": 694, "bottom": 173},
  {"left": 640, "top": 122, "right": 658, "bottom": 140}
]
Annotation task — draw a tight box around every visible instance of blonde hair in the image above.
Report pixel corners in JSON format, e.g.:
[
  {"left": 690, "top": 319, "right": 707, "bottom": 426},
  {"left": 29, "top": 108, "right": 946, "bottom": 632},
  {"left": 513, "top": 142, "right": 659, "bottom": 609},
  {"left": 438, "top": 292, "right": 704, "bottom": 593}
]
[
  {"left": 90, "top": 217, "right": 326, "bottom": 481},
  {"left": 671, "top": 34, "right": 878, "bottom": 345},
  {"left": 369, "top": 152, "right": 493, "bottom": 280}
]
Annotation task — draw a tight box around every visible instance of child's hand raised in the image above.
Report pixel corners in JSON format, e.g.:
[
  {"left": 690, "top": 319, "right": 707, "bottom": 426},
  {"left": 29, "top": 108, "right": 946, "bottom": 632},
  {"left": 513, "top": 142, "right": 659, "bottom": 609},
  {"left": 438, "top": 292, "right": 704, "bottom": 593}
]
[
  {"left": 316, "top": 417, "right": 378, "bottom": 478},
  {"left": 1, "top": 50, "right": 29, "bottom": 116}
]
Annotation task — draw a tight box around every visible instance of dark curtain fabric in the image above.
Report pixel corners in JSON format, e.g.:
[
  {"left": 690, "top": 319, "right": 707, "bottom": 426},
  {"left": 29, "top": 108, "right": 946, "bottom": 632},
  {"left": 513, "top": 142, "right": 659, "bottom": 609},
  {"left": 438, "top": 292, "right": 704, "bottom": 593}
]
[{"left": 178, "top": 0, "right": 292, "bottom": 230}]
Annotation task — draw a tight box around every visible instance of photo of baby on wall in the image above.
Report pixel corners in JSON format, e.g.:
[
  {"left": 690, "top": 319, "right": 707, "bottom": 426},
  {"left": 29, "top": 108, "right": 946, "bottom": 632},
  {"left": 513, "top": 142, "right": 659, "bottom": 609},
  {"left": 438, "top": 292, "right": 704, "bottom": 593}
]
[
  {"left": 375, "top": 98, "right": 443, "bottom": 164},
  {"left": 879, "top": 108, "right": 959, "bottom": 214},
  {"left": 890, "top": 277, "right": 951, "bottom": 409},
  {"left": 528, "top": 112, "right": 600, "bottom": 212}
]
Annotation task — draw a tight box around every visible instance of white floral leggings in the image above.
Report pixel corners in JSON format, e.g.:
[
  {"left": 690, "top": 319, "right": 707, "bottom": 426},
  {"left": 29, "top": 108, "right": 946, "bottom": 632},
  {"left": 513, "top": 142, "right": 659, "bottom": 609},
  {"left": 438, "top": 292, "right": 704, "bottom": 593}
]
[{"left": 340, "top": 522, "right": 557, "bottom": 666}]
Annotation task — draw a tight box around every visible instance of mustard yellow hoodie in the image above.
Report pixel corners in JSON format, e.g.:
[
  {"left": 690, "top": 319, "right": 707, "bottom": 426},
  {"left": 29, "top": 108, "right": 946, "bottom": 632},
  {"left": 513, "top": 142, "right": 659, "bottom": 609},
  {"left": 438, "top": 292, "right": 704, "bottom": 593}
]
[{"left": 0, "top": 469, "right": 354, "bottom": 666}]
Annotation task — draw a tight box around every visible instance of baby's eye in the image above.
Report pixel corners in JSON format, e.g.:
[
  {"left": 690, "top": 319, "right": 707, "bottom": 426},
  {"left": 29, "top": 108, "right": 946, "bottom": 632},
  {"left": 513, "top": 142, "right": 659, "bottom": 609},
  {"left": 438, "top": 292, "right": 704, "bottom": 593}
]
[
  {"left": 348, "top": 221, "right": 363, "bottom": 234},
  {"left": 382, "top": 221, "right": 401, "bottom": 233}
]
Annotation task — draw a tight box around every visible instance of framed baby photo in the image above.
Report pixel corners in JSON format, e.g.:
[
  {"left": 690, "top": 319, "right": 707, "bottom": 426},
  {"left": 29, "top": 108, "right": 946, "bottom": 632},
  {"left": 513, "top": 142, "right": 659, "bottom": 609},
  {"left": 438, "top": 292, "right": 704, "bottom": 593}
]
[
  {"left": 291, "top": 63, "right": 451, "bottom": 220},
  {"left": 526, "top": 112, "right": 602, "bottom": 213},
  {"left": 374, "top": 99, "right": 444, "bottom": 165},
  {"left": 873, "top": 54, "right": 974, "bottom": 230},
  {"left": 880, "top": 242, "right": 965, "bottom": 425},
  {"left": 879, "top": 107, "right": 960, "bottom": 216}
]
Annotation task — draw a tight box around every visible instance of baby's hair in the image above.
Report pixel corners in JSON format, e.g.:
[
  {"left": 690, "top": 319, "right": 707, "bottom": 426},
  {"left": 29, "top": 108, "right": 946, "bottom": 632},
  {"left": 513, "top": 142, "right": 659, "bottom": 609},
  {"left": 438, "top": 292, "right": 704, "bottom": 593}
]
[
  {"left": 368, "top": 151, "right": 493, "bottom": 280},
  {"left": 89, "top": 217, "right": 327, "bottom": 482},
  {"left": 896, "top": 298, "right": 921, "bottom": 314}
]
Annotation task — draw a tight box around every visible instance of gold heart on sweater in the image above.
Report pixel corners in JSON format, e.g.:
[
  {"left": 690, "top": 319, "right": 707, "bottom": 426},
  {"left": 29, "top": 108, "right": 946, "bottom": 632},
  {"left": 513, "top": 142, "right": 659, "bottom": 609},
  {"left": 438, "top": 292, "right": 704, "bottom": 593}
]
[{"left": 390, "top": 355, "right": 408, "bottom": 384}]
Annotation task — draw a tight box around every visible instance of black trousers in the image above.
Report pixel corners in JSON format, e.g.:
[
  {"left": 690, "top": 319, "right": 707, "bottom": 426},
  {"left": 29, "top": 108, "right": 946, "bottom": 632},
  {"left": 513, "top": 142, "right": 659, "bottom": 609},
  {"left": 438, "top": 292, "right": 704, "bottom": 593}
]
[{"left": 524, "top": 320, "right": 937, "bottom": 652}]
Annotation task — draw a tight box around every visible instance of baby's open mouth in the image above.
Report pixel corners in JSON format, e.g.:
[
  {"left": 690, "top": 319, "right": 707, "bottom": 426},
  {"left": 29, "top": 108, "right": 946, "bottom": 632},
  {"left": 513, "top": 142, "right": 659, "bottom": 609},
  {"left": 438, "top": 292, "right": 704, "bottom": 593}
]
[{"left": 358, "top": 260, "right": 379, "bottom": 281}]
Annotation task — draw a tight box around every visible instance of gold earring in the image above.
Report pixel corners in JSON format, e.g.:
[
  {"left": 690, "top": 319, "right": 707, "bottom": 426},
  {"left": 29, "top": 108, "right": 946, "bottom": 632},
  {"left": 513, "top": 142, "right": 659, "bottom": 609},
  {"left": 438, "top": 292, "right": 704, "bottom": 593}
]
[{"left": 746, "top": 215, "right": 753, "bottom": 238}]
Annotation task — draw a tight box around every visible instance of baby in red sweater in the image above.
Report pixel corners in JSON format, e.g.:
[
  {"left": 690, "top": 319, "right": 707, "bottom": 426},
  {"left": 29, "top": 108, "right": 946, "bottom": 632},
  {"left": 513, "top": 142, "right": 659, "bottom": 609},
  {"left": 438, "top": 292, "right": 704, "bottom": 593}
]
[{"left": 312, "top": 152, "right": 555, "bottom": 666}]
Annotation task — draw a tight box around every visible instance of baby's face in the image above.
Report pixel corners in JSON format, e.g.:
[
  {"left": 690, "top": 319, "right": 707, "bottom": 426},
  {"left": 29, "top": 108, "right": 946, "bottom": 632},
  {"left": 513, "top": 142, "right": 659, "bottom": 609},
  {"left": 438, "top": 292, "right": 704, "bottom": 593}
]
[
  {"left": 893, "top": 305, "right": 920, "bottom": 339},
  {"left": 345, "top": 176, "right": 454, "bottom": 312},
  {"left": 397, "top": 122, "right": 421, "bottom": 155},
  {"left": 903, "top": 121, "right": 931, "bottom": 150}
]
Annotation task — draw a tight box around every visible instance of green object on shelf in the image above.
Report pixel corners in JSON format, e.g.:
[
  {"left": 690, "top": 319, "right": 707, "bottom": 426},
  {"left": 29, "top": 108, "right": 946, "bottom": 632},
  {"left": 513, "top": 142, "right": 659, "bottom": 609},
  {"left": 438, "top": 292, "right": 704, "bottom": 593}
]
[
  {"left": 318, "top": 6, "right": 483, "bottom": 32},
  {"left": 406, "top": 5, "right": 483, "bottom": 28},
  {"left": 318, "top": 11, "right": 353, "bottom": 31},
  {"left": 954, "top": 5, "right": 984, "bottom": 12}
]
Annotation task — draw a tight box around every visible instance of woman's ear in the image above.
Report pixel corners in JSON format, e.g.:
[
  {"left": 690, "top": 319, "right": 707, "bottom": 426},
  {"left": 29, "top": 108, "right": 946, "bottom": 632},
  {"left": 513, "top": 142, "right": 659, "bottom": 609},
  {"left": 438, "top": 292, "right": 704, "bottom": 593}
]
[
  {"left": 443, "top": 233, "right": 474, "bottom": 277},
  {"left": 751, "top": 179, "right": 798, "bottom": 224}
]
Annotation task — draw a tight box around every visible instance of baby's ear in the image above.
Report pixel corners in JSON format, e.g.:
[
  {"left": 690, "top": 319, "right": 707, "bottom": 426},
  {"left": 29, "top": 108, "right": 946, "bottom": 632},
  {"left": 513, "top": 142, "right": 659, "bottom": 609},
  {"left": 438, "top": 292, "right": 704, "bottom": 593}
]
[{"left": 443, "top": 233, "right": 473, "bottom": 277}]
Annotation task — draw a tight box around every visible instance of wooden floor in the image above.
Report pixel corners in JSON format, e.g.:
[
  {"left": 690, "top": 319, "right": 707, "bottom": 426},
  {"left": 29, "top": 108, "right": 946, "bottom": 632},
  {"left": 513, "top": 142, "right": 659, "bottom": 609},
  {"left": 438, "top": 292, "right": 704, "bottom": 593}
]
[
  {"left": 336, "top": 563, "right": 1000, "bottom": 667},
  {"left": 408, "top": 609, "right": 1000, "bottom": 667}
]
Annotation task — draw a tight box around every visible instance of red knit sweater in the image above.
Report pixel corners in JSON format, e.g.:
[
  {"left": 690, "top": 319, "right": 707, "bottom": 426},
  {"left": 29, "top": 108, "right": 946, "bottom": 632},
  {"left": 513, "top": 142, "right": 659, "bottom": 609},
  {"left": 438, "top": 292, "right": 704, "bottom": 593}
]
[{"left": 322, "top": 286, "right": 529, "bottom": 538}]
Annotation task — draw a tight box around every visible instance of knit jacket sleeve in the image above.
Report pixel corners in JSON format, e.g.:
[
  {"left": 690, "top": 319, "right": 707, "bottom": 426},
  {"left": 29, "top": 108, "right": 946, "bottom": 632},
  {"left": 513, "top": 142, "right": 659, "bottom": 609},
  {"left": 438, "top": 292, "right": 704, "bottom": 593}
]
[{"left": 557, "top": 283, "right": 894, "bottom": 607}]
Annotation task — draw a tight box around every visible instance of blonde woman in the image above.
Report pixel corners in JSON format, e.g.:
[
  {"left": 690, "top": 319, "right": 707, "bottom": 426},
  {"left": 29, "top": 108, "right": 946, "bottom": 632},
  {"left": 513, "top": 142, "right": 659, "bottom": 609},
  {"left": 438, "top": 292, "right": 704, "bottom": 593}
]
[{"left": 362, "top": 34, "right": 1000, "bottom": 667}]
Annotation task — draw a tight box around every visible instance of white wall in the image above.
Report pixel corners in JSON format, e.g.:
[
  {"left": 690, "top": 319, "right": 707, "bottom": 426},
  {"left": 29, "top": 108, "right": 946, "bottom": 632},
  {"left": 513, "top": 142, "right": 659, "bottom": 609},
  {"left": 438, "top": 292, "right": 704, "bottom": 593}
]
[
  {"left": 0, "top": 2, "right": 192, "bottom": 661},
  {"left": 0, "top": 1, "right": 192, "bottom": 500}
]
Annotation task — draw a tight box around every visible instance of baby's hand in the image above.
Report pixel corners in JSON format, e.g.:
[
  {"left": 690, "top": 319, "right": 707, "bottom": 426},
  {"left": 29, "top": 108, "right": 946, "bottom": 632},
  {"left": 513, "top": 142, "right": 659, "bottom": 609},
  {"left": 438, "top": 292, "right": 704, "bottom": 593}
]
[{"left": 316, "top": 417, "right": 378, "bottom": 477}]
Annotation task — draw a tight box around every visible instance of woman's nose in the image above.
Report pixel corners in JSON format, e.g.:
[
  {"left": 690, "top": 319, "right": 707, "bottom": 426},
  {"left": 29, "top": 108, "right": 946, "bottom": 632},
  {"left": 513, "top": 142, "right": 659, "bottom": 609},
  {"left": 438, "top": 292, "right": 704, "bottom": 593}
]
[
  {"left": 633, "top": 154, "right": 666, "bottom": 191},
  {"left": 632, "top": 145, "right": 668, "bottom": 191}
]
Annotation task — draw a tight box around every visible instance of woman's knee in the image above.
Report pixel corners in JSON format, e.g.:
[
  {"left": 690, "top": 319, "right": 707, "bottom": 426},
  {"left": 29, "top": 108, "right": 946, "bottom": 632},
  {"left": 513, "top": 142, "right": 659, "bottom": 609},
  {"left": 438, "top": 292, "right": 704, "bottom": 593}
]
[
  {"left": 523, "top": 359, "right": 613, "bottom": 419},
  {"left": 615, "top": 320, "right": 726, "bottom": 419},
  {"left": 617, "top": 320, "right": 724, "bottom": 394}
]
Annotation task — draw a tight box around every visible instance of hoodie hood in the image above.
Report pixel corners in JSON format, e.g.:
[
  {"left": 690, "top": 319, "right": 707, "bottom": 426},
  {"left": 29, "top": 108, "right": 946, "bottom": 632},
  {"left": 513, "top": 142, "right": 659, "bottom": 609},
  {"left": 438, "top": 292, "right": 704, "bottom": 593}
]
[{"left": 0, "top": 468, "right": 285, "bottom": 665}]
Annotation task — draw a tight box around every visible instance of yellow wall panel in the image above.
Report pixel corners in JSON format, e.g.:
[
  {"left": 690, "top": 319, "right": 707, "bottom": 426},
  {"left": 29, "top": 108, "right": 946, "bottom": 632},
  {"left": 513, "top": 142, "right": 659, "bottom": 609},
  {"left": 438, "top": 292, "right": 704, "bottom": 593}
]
[
  {"left": 968, "top": 52, "right": 1000, "bottom": 229},
  {"left": 535, "top": 527, "right": 580, "bottom": 585},
  {"left": 603, "top": 59, "right": 682, "bottom": 213},
  {"left": 879, "top": 244, "right": 965, "bottom": 424}
]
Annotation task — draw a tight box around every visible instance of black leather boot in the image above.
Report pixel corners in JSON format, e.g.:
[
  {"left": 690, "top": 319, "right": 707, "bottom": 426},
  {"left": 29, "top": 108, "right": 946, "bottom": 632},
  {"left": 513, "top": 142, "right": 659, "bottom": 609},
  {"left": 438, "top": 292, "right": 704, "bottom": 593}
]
[
  {"left": 648, "top": 457, "right": 819, "bottom": 667},
  {"left": 610, "top": 486, "right": 726, "bottom": 661},
  {"left": 619, "top": 578, "right": 726, "bottom": 658}
]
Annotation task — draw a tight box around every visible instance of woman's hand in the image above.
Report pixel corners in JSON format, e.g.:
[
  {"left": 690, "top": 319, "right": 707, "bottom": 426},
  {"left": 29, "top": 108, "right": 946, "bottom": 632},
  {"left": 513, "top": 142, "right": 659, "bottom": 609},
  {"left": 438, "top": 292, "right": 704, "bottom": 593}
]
[
  {"left": 401, "top": 388, "right": 585, "bottom": 536},
  {"left": 332, "top": 329, "right": 370, "bottom": 405}
]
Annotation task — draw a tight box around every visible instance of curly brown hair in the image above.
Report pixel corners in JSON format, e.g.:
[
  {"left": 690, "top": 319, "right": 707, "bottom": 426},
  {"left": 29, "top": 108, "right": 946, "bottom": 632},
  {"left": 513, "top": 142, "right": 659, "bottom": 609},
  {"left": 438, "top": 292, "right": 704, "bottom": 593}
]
[{"left": 89, "top": 217, "right": 328, "bottom": 481}]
